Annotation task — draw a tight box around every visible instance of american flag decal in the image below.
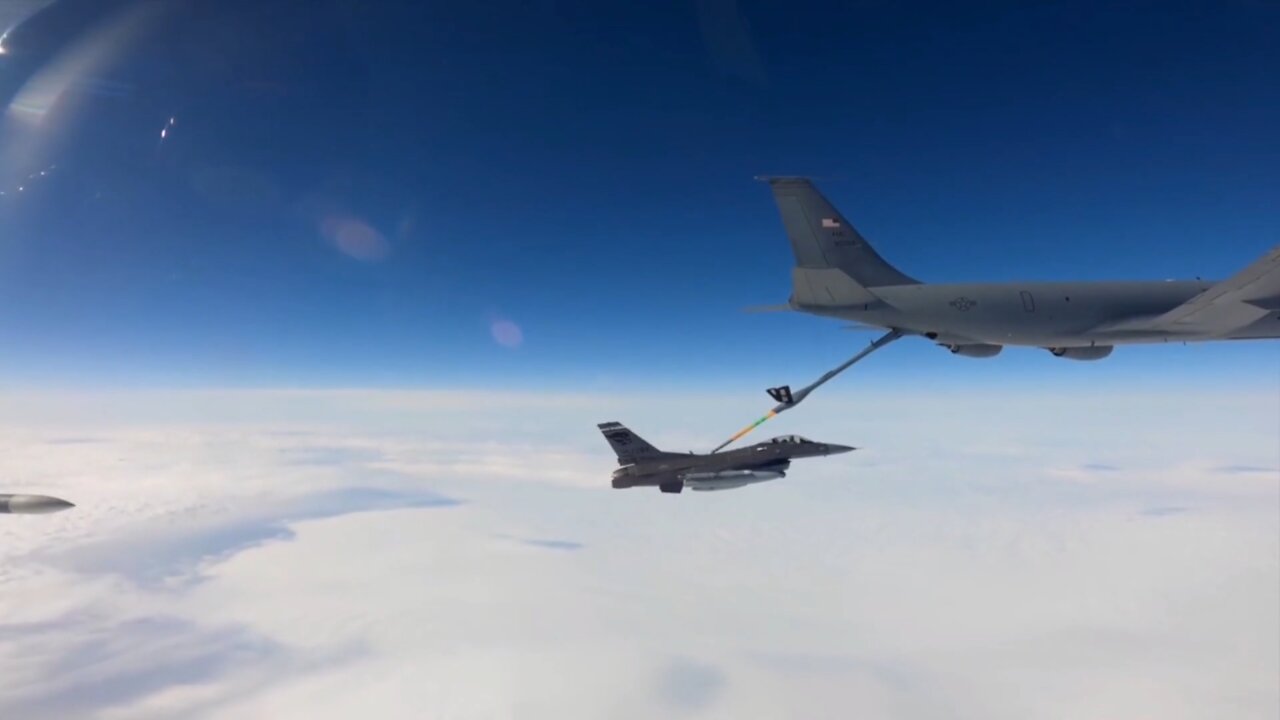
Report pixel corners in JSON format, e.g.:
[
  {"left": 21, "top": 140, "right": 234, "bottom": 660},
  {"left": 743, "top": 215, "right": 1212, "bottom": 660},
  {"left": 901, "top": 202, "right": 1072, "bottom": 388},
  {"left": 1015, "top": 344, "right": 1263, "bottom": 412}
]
[{"left": 821, "top": 218, "right": 841, "bottom": 228}]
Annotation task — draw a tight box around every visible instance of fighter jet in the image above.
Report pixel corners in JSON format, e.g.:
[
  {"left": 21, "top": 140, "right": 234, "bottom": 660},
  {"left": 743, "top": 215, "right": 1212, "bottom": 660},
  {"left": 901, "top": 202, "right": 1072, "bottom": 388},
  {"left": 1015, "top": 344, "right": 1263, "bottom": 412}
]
[
  {"left": 600, "top": 421, "right": 853, "bottom": 493},
  {"left": 760, "top": 177, "right": 1280, "bottom": 361},
  {"left": 1, "top": 493, "right": 74, "bottom": 514}
]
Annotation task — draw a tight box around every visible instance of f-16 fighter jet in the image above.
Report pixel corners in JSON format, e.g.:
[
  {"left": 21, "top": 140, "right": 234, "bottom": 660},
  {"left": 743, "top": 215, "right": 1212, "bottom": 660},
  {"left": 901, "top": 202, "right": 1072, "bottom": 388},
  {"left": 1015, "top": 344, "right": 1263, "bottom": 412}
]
[{"left": 600, "top": 422, "right": 853, "bottom": 494}]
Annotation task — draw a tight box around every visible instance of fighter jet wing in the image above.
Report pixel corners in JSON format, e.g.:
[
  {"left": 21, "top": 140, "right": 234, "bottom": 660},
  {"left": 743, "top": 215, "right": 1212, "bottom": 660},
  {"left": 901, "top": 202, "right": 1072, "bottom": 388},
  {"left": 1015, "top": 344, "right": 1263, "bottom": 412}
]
[{"left": 1092, "top": 245, "right": 1280, "bottom": 336}]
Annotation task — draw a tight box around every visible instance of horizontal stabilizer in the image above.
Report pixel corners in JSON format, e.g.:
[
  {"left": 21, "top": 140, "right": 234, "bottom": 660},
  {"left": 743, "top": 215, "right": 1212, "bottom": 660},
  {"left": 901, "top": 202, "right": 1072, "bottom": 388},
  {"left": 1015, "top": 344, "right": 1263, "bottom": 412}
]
[
  {"left": 743, "top": 304, "right": 794, "bottom": 313},
  {"left": 791, "top": 267, "right": 884, "bottom": 307}
]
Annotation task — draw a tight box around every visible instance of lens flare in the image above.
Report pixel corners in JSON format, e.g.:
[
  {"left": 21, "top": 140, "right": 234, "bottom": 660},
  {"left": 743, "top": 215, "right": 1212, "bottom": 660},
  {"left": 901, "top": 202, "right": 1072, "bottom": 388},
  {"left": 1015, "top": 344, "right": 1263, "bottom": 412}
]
[
  {"left": 5, "top": 3, "right": 157, "bottom": 126},
  {"left": 490, "top": 319, "right": 523, "bottom": 348},
  {"left": 0, "top": 2, "right": 163, "bottom": 184},
  {"left": 319, "top": 214, "right": 389, "bottom": 262}
]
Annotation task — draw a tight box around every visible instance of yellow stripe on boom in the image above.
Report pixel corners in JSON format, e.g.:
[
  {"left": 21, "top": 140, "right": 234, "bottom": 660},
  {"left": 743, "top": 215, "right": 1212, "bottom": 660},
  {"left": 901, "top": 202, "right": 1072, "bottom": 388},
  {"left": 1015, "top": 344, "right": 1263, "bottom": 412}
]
[{"left": 713, "top": 410, "right": 777, "bottom": 452}]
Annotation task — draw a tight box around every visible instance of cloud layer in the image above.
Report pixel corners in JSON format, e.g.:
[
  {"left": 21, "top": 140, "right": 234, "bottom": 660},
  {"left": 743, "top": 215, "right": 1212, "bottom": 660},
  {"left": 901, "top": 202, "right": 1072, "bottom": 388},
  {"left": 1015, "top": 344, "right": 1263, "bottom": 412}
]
[{"left": 0, "top": 389, "right": 1276, "bottom": 719}]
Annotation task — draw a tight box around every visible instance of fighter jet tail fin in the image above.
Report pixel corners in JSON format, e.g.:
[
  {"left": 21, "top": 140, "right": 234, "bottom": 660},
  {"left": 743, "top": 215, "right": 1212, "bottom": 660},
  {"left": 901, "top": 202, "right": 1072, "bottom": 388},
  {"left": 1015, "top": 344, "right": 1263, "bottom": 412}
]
[
  {"left": 597, "top": 422, "right": 667, "bottom": 465},
  {"left": 760, "top": 177, "right": 919, "bottom": 290}
]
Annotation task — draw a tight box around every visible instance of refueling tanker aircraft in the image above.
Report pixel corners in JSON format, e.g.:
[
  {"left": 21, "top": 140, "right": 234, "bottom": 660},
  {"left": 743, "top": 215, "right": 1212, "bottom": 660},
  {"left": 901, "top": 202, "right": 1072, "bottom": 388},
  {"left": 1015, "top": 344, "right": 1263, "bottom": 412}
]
[
  {"left": 763, "top": 176, "right": 1280, "bottom": 361},
  {"left": 600, "top": 422, "right": 853, "bottom": 494},
  {"left": 707, "top": 178, "right": 1279, "bottom": 452}
]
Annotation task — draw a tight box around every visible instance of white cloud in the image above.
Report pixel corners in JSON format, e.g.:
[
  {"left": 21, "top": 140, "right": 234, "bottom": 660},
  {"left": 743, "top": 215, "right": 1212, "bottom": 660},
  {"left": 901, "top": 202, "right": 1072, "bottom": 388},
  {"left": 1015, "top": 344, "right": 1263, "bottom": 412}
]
[{"left": 0, "top": 388, "right": 1276, "bottom": 719}]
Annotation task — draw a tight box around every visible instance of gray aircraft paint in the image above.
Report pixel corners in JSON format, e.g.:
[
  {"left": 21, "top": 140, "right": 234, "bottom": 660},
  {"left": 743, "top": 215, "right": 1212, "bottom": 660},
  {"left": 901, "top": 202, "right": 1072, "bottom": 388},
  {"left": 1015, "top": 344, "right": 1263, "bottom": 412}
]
[
  {"left": 0, "top": 493, "right": 74, "bottom": 514},
  {"left": 765, "top": 177, "right": 1280, "bottom": 353},
  {"left": 598, "top": 422, "right": 852, "bottom": 493}
]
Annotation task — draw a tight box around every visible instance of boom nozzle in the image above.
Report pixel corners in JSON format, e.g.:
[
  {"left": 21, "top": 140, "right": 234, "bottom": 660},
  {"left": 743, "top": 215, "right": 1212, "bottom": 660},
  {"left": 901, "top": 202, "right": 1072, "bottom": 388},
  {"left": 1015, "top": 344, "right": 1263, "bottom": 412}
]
[{"left": 710, "top": 329, "right": 904, "bottom": 453}]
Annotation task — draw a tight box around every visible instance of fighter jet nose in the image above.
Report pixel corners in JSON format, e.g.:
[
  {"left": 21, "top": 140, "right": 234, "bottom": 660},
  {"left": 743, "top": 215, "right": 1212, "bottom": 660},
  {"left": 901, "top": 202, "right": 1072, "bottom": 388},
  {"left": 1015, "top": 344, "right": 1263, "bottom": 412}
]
[{"left": 826, "top": 444, "right": 856, "bottom": 455}]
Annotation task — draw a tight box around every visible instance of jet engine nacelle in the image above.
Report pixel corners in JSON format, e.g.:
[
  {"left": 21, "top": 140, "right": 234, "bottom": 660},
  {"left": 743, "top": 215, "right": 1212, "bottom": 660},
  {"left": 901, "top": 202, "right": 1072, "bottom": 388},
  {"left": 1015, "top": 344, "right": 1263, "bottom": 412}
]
[
  {"left": 1048, "top": 345, "right": 1114, "bottom": 361},
  {"left": 944, "top": 343, "right": 1003, "bottom": 358}
]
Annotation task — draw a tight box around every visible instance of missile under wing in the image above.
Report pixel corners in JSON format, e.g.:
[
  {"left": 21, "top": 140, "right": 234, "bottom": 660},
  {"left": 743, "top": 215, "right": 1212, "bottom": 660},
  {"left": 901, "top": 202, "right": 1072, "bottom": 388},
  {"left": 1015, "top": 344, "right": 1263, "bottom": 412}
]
[{"left": 1, "top": 493, "right": 75, "bottom": 514}]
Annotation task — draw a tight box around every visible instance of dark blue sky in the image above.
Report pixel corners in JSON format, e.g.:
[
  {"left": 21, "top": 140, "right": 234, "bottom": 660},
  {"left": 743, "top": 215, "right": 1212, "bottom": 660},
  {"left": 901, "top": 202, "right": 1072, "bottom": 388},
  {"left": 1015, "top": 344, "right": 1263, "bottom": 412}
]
[{"left": 0, "top": 0, "right": 1276, "bottom": 389}]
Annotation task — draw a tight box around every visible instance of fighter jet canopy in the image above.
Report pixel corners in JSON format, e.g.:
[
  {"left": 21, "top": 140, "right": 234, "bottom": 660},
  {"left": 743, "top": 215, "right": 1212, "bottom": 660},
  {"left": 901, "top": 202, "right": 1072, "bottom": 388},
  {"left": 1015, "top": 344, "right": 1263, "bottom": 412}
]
[{"left": 767, "top": 435, "right": 814, "bottom": 445}]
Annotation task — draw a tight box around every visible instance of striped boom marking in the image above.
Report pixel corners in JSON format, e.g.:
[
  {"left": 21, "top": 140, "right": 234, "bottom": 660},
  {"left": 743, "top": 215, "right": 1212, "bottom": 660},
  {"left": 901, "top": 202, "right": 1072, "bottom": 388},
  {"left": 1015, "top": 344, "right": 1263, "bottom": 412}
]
[
  {"left": 709, "top": 330, "right": 904, "bottom": 453},
  {"left": 725, "top": 410, "right": 776, "bottom": 443}
]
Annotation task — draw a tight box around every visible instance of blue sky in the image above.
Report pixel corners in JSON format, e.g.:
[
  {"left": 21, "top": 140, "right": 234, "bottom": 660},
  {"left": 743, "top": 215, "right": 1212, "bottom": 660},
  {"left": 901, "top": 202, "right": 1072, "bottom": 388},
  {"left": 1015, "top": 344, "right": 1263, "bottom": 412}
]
[{"left": 0, "top": 0, "right": 1276, "bottom": 388}]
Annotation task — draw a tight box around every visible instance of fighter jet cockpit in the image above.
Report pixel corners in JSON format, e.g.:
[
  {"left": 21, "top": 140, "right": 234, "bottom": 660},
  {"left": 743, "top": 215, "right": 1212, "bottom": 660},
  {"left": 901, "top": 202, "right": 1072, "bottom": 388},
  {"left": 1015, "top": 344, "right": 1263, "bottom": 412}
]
[{"left": 767, "top": 435, "right": 813, "bottom": 445}]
